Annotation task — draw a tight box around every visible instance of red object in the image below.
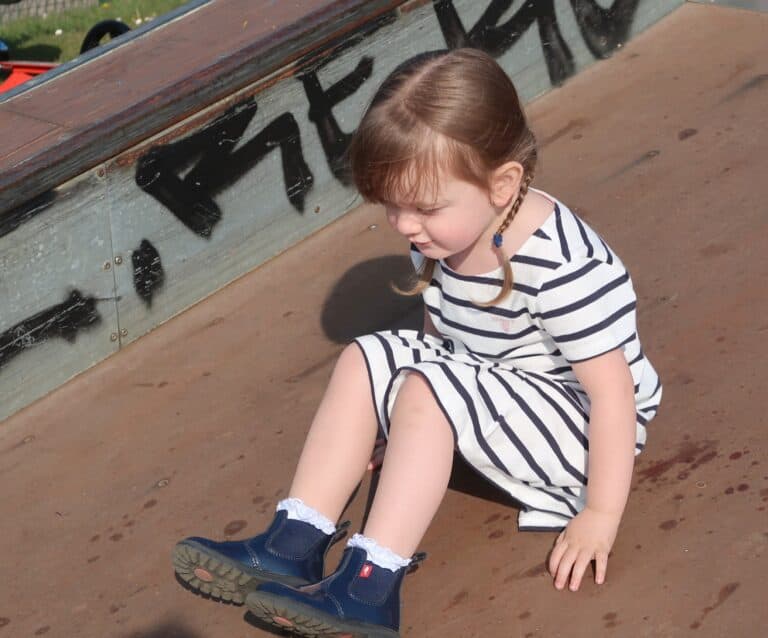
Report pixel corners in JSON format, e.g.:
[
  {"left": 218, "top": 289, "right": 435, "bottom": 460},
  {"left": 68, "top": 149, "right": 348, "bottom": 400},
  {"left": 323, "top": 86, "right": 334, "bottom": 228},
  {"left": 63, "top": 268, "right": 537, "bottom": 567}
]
[
  {"left": 0, "top": 60, "right": 57, "bottom": 93},
  {"left": 359, "top": 563, "right": 373, "bottom": 578}
]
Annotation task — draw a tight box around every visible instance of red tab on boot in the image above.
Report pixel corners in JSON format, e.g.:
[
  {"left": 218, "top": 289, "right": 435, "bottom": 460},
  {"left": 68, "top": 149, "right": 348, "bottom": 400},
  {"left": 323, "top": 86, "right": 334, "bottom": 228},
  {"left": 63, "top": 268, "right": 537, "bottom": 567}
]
[{"left": 359, "top": 563, "right": 373, "bottom": 578}]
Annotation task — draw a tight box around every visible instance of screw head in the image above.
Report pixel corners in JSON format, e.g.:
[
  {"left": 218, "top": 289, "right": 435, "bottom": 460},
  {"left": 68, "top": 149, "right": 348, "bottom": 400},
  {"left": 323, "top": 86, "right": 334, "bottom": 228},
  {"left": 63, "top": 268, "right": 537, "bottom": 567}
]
[
  {"left": 103, "top": 261, "right": 111, "bottom": 271},
  {"left": 114, "top": 256, "right": 123, "bottom": 265},
  {"left": 120, "top": 328, "right": 128, "bottom": 337},
  {"left": 110, "top": 333, "right": 118, "bottom": 342}
]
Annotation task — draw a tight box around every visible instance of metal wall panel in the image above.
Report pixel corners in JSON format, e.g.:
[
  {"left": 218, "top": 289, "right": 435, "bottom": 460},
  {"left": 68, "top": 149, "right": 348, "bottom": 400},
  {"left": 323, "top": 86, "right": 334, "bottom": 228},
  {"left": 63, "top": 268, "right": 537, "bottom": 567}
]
[{"left": 0, "top": 169, "right": 119, "bottom": 419}]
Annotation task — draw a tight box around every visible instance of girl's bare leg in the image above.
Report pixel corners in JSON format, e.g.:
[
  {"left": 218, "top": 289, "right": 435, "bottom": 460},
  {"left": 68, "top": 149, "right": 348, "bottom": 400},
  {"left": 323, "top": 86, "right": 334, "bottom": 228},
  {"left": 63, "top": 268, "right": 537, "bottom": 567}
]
[
  {"left": 288, "top": 344, "right": 379, "bottom": 522},
  {"left": 362, "top": 373, "right": 454, "bottom": 557}
]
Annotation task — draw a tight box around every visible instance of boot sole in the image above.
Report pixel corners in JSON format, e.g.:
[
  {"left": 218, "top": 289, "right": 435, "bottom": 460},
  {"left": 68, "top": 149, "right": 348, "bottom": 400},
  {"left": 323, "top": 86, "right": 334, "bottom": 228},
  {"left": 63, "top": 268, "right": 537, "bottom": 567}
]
[
  {"left": 172, "top": 540, "right": 307, "bottom": 604},
  {"left": 246, "top": 589, "right": 400, "bottom": 638}
]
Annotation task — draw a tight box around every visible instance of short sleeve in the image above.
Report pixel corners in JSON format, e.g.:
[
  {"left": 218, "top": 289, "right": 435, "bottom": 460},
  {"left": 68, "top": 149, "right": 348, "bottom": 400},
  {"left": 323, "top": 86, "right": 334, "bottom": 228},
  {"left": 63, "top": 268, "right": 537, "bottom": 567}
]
[
  {"left": 409, "top": 243, "right": 425, "bottom": 272},
  {"left": 536, "top": 257, "right": 637, "bottom": 363}
]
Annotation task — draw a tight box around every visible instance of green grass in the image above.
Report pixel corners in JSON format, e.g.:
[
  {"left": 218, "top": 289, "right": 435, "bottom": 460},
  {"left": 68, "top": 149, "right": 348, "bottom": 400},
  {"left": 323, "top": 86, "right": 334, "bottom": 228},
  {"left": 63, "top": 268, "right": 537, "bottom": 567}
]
[{"left": 1, "top": 0, "right": 192, "bottom": 63}]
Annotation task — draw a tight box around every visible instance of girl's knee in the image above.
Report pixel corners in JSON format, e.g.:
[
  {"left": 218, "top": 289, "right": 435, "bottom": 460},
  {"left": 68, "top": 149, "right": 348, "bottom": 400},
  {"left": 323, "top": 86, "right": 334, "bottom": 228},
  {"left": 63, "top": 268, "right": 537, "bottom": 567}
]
[{"left": 334, "top": 343, "right": 368, "bottom": 379}]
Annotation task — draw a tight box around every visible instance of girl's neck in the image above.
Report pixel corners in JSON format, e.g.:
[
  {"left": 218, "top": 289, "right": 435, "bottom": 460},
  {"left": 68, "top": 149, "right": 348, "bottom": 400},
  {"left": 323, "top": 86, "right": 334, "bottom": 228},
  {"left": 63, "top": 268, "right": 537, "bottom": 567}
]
[{"left": 444, "top": 189, "right": 555, "bottom": 275}]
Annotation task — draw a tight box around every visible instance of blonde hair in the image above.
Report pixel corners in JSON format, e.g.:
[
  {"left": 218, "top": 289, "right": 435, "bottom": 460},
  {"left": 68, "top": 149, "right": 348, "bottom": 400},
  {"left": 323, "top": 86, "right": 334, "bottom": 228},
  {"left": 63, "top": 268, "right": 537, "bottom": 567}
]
[{"left": 348, "top": 48, "right": 538, "bottom": 306}]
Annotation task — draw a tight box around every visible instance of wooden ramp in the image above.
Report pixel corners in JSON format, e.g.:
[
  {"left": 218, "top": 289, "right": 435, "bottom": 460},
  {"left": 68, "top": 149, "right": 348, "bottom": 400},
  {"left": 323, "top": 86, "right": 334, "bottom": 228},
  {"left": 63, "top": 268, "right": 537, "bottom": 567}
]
[{"left": 1, "top": 3, "right": 767, "bottom": 636}]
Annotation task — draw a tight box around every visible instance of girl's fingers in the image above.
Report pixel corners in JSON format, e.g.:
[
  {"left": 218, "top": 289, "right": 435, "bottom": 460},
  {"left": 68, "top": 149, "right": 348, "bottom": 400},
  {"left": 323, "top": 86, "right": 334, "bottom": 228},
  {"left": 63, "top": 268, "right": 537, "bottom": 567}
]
[
  {"left": 594, "top": 551, "right": 609, "bottom": 585},
  {"left": 548, "top": 537, "right": 568, "bottom": 577},
  {"left": 568, "top": 550, "right": 593, "bottom": 591},
  {"left": 555, "top": 545, "right": 579, "bottom": 590}
]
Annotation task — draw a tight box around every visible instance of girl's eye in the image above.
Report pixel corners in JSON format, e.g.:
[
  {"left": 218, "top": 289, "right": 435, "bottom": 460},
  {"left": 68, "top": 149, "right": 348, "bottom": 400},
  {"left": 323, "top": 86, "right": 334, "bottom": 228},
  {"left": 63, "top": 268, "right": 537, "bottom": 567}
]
[{"left": 417, "top": 206, "right": 440, "bottom": 214}]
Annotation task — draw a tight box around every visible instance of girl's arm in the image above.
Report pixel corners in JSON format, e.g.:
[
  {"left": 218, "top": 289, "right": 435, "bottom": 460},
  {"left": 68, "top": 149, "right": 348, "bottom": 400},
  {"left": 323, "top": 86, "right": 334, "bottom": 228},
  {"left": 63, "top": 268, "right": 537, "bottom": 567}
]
[{"left": 547, "top": 347, "right": 636, "bottom": 591}]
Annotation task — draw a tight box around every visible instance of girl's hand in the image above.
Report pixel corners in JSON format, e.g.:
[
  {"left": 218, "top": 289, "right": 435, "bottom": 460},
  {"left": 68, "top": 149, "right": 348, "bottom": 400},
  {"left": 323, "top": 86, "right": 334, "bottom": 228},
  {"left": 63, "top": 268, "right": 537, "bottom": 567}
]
[
  {"left": 367, "top": 437, "right": 387, "bottom": 471},
  {"left": 547, "top": 507, "right": 621, "bottom": 591}
]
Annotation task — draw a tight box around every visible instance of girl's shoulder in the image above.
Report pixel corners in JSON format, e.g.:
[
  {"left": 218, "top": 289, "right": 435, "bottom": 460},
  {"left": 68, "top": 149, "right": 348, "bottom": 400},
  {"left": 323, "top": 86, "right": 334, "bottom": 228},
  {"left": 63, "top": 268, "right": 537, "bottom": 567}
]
[{"left": 524, "top": 189, "right": 624, "bottom": 272}]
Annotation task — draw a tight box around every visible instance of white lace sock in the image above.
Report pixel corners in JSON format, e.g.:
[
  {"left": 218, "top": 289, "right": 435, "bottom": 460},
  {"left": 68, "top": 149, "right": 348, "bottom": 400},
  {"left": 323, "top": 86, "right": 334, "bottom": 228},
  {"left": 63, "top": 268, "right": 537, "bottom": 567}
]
[
  {"left": 347, "top": 533, "right": 411, "bottom": 572},
  {"left": 276, "top": 497, "right": 336, "bottom": 535}
]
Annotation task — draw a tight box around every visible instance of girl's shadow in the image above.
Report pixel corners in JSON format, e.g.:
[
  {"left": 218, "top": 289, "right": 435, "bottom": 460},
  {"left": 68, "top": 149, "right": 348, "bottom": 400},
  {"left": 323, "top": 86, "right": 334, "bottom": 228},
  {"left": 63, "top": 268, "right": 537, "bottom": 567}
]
[{"left": 321, "top": 255, "right": 422, "bottom": 343}]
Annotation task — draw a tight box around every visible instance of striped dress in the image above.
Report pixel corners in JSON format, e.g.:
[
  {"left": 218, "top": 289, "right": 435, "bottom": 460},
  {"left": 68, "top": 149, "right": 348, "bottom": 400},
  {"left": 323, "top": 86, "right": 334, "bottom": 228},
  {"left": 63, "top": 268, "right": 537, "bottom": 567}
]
[{"left": 354, "top": 190, "right": 662, "bottom": 531}]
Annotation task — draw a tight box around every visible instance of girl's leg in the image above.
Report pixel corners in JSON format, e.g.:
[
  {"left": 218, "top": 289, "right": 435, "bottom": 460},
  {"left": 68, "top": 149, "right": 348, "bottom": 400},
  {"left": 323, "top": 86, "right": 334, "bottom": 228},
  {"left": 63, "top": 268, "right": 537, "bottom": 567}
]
[
  {"left": 244, "top": 372, "right": 453, "bottom": 634},
  {"left": 288, "top": 343, "right": 379, "bottom": 522},
  {"left": 362, "top": 372, "right": 454, "bottom": 557}
]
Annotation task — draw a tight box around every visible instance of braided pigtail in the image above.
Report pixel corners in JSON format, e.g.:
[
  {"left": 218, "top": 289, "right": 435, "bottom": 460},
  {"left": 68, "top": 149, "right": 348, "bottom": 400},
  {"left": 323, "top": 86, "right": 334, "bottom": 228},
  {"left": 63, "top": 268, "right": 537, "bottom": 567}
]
[
  {"left": 476, "top": 172, "right": 534, "bottom": 307},
  {"left": 391, "top": 257, "right": 437, "bottom": 297}
]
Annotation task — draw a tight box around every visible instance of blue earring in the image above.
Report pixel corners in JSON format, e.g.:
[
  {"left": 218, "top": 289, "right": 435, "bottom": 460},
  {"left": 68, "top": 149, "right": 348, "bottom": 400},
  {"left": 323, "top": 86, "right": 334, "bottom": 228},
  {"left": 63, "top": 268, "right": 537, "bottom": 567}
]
[{"left": 493, "top": 233, "right": 503, "bottom": 248}]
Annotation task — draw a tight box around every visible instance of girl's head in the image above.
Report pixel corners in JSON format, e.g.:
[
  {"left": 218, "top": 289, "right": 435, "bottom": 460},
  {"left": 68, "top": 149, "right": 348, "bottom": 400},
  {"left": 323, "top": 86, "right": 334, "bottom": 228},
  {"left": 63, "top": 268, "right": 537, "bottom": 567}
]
[{"left": 349, "top": 48, "right": 538, "bottom": 304}]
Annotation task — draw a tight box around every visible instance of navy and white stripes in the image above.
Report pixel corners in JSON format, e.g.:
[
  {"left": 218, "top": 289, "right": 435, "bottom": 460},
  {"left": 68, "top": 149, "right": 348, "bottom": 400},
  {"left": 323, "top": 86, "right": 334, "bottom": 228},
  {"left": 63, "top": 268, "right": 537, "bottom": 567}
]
[{"left": 353, "top": 191, "right": 661, "bottom": 531}]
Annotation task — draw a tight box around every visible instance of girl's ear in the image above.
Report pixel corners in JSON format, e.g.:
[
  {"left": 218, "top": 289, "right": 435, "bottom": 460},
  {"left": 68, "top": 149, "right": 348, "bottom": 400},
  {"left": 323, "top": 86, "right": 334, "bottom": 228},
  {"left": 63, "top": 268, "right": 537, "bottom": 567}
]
[{"left": 490, "top": 161, "right": 524, "bottom": 208}]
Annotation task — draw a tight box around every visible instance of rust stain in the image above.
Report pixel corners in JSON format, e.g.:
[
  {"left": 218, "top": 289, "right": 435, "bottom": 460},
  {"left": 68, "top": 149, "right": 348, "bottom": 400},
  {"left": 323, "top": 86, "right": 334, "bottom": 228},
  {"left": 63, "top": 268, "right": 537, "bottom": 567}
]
[
  {"left": 224, "top": 520, "right": 247, "bottom": 536},
  {"left": 636, "top": 440, "right": 717, "bottom": 484},
  {"left": 539, "top": 119, "right": 589, "bottom": 148},
  {"left": 704, "top": 583, "right": 740, "bottom": 617},
  {"left": 444, "top": 589, "right": 468, "bottom": 611},
  {"left": 722, "top": 73, "right": 768, "bottom": 102}
]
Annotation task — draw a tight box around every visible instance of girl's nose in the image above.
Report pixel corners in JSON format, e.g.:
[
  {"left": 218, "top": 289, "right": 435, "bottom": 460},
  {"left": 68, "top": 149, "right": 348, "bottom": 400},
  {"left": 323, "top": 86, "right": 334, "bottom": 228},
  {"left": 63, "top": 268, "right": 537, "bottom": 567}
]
[{"left": 393, "top": 210, "right": 421, "bottom": 236}]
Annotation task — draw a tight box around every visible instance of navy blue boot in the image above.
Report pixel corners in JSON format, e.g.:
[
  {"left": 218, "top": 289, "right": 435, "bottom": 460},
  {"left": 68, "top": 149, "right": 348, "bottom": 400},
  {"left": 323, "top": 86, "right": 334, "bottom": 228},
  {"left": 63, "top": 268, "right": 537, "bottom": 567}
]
[
  {"left": 172, "top": 510, "right": 349, "bottom": 604},
  {"left": 245, "top": 546, "right": 425, "bottom": 637}
]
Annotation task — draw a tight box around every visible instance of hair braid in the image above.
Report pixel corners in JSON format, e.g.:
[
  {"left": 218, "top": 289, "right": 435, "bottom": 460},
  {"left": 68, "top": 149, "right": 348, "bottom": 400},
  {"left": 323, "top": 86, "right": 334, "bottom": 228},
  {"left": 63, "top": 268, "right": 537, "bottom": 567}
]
[
  {"left": 494, "top": 171, "right": 534, "bottom": 241},
  {"left": 475, "top": 171, "right": 534, "bottom": 307}
]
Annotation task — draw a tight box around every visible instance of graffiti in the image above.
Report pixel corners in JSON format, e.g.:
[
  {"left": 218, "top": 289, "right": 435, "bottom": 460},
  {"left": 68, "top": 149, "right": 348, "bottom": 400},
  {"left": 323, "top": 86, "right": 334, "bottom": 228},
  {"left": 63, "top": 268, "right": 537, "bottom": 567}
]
[
  {"left": 570, "top": 0, "right": 641, "bottom": 58},
  {"left": 135, "top": 98, "right": 313, "bottom": 237},
  {"left": 132, "top": 239, "right": 164, "bottom": 306},
  {"left": 0, "top": 290, "right": 101, "bottom": 369},
  {"left": 0, "top": 190, "right": 56, "bottom": 239},
  {"left": 434, "top": 0, "right": 575, "bottom": 85},
  {"left": 435, "top": 0, "right": 642, "bottom": 85},
  {"left": 299, "top": 55, "right": 374, "bottom": 186}
]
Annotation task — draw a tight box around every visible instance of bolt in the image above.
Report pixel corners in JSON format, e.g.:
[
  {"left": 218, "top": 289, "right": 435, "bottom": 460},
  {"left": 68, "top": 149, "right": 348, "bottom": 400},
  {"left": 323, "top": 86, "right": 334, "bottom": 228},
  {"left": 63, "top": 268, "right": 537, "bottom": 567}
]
[
  {"left": 110, "top": 333, "right": 118, "bottom": 342},
  {"left": 103, "top": 261, "right": 111, "bottom": 271},
  {"left": 120, "top": 328, "right": 128, "bottom": 337},
  {"left": 114, "top": 256, "right": 123, "bottom": 265}
]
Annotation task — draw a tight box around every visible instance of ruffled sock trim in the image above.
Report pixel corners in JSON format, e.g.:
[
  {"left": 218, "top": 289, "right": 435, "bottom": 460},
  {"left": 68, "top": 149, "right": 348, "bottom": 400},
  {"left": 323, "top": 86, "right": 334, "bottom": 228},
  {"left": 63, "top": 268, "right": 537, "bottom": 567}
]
[
  {"left": 276, "top": 497, "right": 336, "bottom": 535},
  {"left": 347, "top": 533, "right": 411, "bottom": 572}
]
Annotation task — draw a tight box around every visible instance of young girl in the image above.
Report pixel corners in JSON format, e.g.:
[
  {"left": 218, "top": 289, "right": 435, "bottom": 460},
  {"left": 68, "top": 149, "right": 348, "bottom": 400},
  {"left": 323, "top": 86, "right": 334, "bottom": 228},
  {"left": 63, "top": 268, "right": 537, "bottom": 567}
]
[{"left": 173, "top": 48, "right": 661, "bottom": 637}]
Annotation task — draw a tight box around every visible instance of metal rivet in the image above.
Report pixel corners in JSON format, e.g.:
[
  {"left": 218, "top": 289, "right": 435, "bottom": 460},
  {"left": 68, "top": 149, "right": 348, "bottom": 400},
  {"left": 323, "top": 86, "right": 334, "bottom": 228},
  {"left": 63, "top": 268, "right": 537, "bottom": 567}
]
[
  {"left": 120, "top": 328, "right": 128, "bottom": 337},
  {"left": 314, "top": 206, "right": 321, "bottom": 214},
  {"left": 110, "top": 333, "right": 118, "bottom": 342},
  {"left": 114, "top": 256, "right": 123, "bottom": 265},
  {"left": 103, "top": 261, "right": 111, "bottom": 271}
]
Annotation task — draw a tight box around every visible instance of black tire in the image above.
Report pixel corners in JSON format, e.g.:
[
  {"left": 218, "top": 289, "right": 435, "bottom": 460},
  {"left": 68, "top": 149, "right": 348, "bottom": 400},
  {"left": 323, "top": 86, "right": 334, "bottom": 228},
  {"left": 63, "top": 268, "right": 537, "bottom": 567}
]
[{"left": 80, "top": 19, "right": 131, "bottom": 54}]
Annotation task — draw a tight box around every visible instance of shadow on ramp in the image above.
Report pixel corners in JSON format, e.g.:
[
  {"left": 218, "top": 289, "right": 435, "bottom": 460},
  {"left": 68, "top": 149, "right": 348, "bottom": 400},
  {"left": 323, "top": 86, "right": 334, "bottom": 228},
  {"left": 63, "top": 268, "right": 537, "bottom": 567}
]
[{"left": 321, "top": 255, "right": 422, "bottom": 343}]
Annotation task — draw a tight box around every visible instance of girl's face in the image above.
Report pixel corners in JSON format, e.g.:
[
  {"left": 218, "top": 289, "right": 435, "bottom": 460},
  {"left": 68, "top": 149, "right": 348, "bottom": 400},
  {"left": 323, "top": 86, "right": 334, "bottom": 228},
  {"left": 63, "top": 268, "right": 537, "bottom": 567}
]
[{"left": 384, "top": 173, "right": 500, "bottom": 264}]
